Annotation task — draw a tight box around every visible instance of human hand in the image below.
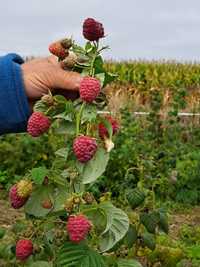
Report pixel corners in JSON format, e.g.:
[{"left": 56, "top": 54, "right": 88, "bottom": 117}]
[{"left": 21, "top": 56, "right": 82, "bottom": 107}]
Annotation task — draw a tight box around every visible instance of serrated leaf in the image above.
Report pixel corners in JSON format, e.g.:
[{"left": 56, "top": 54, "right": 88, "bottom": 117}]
[
  {"left": 54, "top": 95, "right": 68, "bottom": 103},
  {"left": 30, "top": 261, "right": 53, "bottom": 267},
  {"left": 142, "top": 232, "right": 156, "bottom": 250},
  {"left": 31, "top": 167, "right": 48, "bottom": 185},
  {"left": 94, "top": 56, "right": 104, "bottom": 74},
  {"left": 99, "top": 202, "right": 129, "bottom": 252},
  {"left": 140, "top": 211, "right": 160, "bottom": 234},
  {"left": 56, "top": 242, "right": 106, "bottom": 267},
  {"left": 117, "top": 259, "right": 143, "bottom": 267},
  {"left": 81, "top": 148, "right": 109, "bottom": 184},
  {"left": 25, "top": 185, "right": 54, "bottom": 217},
  {"left": 55, "top": 148, "right": 69, "bottom": 160},
  {"left": 126, "top": 188, "right": 146, "bottom": 209},
  {"left": 54, "top": 120, "right": 76, "bottom": 135},
  {"left": 124, "top": 224, "right": 137, "bottom": 248},
  {"left": 33, "top": 100, "right": 48, "bottom": 113},
  {"left": 53, "top": 186, "right": 70, "bottom": 212}
]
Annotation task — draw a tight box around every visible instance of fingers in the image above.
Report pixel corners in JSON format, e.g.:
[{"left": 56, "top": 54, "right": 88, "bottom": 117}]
[{"left": 52, "top": 67, "right": 82, "bottom": 91}]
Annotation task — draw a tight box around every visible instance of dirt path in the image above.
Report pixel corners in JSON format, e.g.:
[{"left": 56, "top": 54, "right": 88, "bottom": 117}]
[
  {"left": 169, "top": 206, "right": 200, "bottom": 239},
  {"left": 0, "top": 199, "right": 23, "bottom": 229}
]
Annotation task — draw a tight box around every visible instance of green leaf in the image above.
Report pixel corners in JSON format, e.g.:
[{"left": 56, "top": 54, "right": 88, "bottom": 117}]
[
  {"left": 103, "top": 72, "right": 118, "bottom": 87},
  {"left": 29, "top": 261, "right": 53, "bottom": 267},
  {"left": 186, "top": 245, "right": 200, "bottom": 259},
  {"left": 31, "top": 167, "right": 48, "bottom": 185},
  {"left": 140, "top": 211, "right": 160, "bottom": 234},
  {"left": 81, "top": 104, "right": 97, "bottom": 123},
  {"left": 99, "top": 202, "right": 129, "bottom": 252},
  {"left": 142, "top": 232, "right": 156, "bottom": 250},
  {"left": 33, "top": 100, "right": 48, "bottom": 113},
  {"left": 54, "top": 95, "right": 68, "bottom": 104},
  {"left": 53, "top": 186, "right": 69, "bottom": 212},
  {"left": 158, "top": 210, "right": 169, "bottom": 234},
  {"left": 124, "top": 224, "right": 137, "bottom": 248},
  {"left": 126, "top": 188, "right": 146, "bottom": 209},
  {"left": 56, "top": 242, "right": 106, "bottom": 267},
  {"left": 55, "top": 147, "right": 69, "bottom": 160},
  {"left": 81, "top": 148, "right": 109, "bottom": 184},
  {"left": 25, "top": 185, "right": 54, "bottom": 217},
  {"left": 117, "top": 259, "right": 143, "bottom": 267},
  {"left": 54, "top": 120, "right": 76, "bottom": 135},
  {"left": 94, "top": 56, "right": 104, "bottom": 74}
]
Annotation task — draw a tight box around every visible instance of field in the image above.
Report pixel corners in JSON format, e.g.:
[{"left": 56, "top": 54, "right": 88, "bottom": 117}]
[{"left": 1, "top": 60, "right": 200, "bottom": 266}]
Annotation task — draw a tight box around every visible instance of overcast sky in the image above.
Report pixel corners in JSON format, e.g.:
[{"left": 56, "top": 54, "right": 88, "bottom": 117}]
[{"left": 1, "top": 0, "right": 200, "bottom": 61}]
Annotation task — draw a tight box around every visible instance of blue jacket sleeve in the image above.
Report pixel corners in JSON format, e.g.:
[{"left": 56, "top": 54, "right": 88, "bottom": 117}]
[{"left": 0, "top": 54, "right": 30, "bottom": 134}]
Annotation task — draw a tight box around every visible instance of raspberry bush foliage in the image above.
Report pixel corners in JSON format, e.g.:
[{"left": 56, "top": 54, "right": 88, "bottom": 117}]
[{"left": 2, "top": 18, "right": 169, "bottom": 267}]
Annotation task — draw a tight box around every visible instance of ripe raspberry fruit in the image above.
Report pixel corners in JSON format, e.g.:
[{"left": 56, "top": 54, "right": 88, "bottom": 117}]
[
  {"left": 27, "top": 112, "right": 51, "bottom": 137},
  {"left": 9, "top": 185, "right": 28, "bottom": 209},
  {"left": 98, "top": 116, "right": 120, "bottom": 139},
  {"left": 66, "top": 214, "right": 92, "bottom": 243},
  {"left": 80, "top": 77, "right": 101, "bottom": 103},
  {"left": 83, "top": 18, "right": 104, "bottom": 41},
  {"left": 17, "top": 180, "right": 33, "bottom": 198},
  {"left": 49, "top": 41, "right": 68, "bottom": 59},
  {"left": 16, "top": 239, "right": 33, "bottom": 261},
  {"left": 73, "top": 136, "right": 97, "bottom": 163}
]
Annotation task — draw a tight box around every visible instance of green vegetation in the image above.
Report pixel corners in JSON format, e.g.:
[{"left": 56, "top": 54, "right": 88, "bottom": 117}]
[{"left": 1, "top": 60, "right": 200, "bottom": 266}]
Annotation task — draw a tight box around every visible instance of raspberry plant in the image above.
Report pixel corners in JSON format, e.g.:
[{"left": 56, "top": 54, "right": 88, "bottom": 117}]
[{"left": 4, "top": 18, "right": 169, "bottom": 267}]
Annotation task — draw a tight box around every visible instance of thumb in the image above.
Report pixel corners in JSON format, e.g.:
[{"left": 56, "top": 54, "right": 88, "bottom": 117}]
[{"left": 52, "top": 67, "right": 82, "bottom": 91}]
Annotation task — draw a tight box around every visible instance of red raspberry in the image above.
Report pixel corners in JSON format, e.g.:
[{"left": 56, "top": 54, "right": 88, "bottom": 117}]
[
  {"left": 16, "top": 239, "right": 33, "bottom": 261},
  {"left": 98, "top": 116, "right": 120, "bottom": 139},
  {"left": 27, "top": 112, "right": 51, "bottom": 137},
  {"left": 73, "top": 136, "right": 97, "bottom": 163},
  {"left": 9, "top": 185, "right": 28, "bottom": 209},
  {"left": 66, "top": 214, "right": 92, "bottom": 243},
  {"left": 49, "top": 41, "right": 68, "bottom": 59},
  {"left": 80, "top": 77, "right": 101, "bottom": 103},
  {"left": 83, "top": 18, "right": 104, "bottom": 41}
]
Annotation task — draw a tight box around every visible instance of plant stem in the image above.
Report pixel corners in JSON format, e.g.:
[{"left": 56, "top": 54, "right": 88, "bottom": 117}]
[
  {"left": 89, "top": 41, "right": 99, "bottom": 77},
  {"left": 76, "top": 102, "right": 85, "bottom": 136}
]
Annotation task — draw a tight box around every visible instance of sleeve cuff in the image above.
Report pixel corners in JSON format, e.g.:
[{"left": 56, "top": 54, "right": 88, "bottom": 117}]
[{"left": 0, "top": 53, "right": 30, "bottom": 134}]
